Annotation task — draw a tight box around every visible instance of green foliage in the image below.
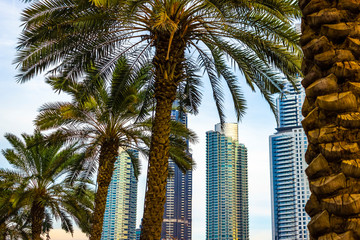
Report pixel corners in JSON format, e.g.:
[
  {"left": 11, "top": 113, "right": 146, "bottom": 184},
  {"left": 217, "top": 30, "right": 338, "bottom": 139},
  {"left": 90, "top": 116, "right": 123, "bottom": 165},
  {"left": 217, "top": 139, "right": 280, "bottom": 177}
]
[
  {"left": 16, "top": 0, "right": 302, "bottom": 124},
  {"left": 0, "top": 131, "right": 94, "bottom": 238},
  {"left": 33, "top": 58, "right": 196, "bottom": 239},
  {"left": 35, "top": 58, "right": 197, "bottom": 177},
  {"left": 0, "top": 209, "right": 31, "bottom": 240}
]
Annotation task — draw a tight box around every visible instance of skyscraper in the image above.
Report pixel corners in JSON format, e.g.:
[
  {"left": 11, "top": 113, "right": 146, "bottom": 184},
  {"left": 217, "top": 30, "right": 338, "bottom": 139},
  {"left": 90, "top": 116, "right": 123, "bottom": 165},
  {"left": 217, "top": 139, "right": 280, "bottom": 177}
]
[
  {"left": 161, "top": 108, "right": 192, "bottom": 240},
  {"left": 136, "top": 228, "right": 141, "bottom": 240},
  {"left": 101, "top": 150, "right": 138, "bottom": 240},
  {"left": 206, "top": 123, "right": 249, "bottom": 240},
  {"left": 269, "top": 81, "right": 310, "bottom": 240}
]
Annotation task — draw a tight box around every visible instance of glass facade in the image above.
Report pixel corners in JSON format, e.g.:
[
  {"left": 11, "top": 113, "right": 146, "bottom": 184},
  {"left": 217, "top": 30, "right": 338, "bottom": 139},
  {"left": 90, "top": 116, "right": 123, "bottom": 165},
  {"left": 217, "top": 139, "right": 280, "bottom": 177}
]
[
  {"left": 101, "top": 150, "right": 138, "bottom": 240},
  {"left": 206, "top": 123, "right": 249, "bottom": 240},
  {"left": 136, "top": 228, "right": 141, "bottom": 240},
  {"left": 161, "top": 108, "right": 192, "bottom": 240},
  {"left": 270, "top": 81, "right": 310, "bottom": 240}
]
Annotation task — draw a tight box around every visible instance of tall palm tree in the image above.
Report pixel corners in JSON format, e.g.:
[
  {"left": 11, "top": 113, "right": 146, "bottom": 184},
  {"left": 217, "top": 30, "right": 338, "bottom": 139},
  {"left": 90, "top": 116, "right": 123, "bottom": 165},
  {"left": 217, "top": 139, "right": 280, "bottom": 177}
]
[
  {"left": 300, "top": 2, "right": 360, "bottom": 239},
  {"left": 35, "top": 58, "right": 197, "bottom": 240},
  {"left": 16, "top": 0, "right": 302, "bottom": 238},
  {"left": 0, "top": 131, "right": 94, "bottom": 240}
]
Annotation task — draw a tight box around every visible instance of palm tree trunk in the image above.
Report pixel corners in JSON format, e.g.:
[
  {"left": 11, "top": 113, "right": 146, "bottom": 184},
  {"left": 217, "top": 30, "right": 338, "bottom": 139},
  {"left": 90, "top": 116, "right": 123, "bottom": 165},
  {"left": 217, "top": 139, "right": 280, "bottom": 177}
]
[
  {"left": 90, "top": 140, "right": 119, "bottom": 240},
  {"left": 300, "top": 2, "right": 360, "bottom": 239},
  {"left": 31, "top": 200, "right": 44, "bottom": 240},
  {"left": 0, "top": 222, "right": 6, "bottom": 240},
  {"left": 140, "top": 34, "right": 186, "bottom": 239}
]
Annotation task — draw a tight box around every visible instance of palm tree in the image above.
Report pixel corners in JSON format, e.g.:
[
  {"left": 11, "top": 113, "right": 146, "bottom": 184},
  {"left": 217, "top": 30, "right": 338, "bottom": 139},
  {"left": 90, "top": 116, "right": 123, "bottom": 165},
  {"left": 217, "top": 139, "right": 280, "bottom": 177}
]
[
  {"left": 0, "top": 185, "right": 28, "bottom": 240},
  {"left": 299, "top": 2, "right": 360, "bottom": 239},
  {"left": 0, "top": 131, "right": 94, "bottom": 240},
  {"left": 35, "top": 58, "right": 197, "bottom": 240},
  {"left": 0, "top": 182, "right": 32, "bottom": 240},
  {"left": 0, "top": 206, "right": 31, "bottom": 240},
  {"left": 16, "top": 0, "right": 302, "bottom": 238}
]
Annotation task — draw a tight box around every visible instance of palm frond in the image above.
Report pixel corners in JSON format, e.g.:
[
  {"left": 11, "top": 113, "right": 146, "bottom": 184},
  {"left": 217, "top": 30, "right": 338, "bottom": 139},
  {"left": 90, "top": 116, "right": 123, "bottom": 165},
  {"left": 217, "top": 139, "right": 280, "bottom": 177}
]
[{"left": 195, "top": 45, "right": 226, "bottom": 125}]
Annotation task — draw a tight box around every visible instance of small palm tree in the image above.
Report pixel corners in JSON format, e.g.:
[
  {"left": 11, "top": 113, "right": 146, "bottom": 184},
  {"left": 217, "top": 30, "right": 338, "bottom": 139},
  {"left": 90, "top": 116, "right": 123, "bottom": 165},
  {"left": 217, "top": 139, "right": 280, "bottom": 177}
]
[
  {"left": 35, "top": 58, "right": 197, "bottom": 240},
  {"left": 16, "top": 0, "right": 302, "bottom": 238},
  {"left": 0, "top": 131, "right": 94, "bottom": 240},
  {"left": 0, "top": 182, "right": 32, "bottom": 240},
  {"left": 0, "top": 208, "right": 31, "bottom": 240}
]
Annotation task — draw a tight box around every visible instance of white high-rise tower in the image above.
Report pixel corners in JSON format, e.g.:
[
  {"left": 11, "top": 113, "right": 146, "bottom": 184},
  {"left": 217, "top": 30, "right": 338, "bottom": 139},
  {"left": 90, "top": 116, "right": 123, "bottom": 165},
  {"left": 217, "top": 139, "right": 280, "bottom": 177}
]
[{"left": 269, "top": 81, "right": 310, "bottom": 240}]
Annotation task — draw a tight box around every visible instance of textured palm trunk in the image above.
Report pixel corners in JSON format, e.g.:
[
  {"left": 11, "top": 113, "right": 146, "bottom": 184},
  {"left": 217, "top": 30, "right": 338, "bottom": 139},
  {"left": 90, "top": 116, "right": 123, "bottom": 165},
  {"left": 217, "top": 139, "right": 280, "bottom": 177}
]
[
  {"left": 140, "top": 34, "right": 186, "bottom": 239},
  {"left": 90, "top": 140, "right": 120, "bottom": 240},
  {"left": 300, "top": 1, "right": 360, "bottom": 239},
  {"left": 31, "top": 200, "right": 44, "bottom": 240}
]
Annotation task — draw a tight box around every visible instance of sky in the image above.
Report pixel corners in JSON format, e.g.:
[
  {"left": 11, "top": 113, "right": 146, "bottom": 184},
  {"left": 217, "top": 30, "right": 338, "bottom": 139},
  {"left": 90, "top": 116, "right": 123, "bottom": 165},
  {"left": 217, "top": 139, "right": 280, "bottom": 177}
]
[{"left": 0, "top": 1, "right": 279, "bottom": 239}]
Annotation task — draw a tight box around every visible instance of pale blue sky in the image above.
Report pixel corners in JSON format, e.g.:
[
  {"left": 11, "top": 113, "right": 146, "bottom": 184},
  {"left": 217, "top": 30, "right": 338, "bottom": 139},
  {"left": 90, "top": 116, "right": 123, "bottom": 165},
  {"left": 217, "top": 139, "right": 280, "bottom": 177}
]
[{"left": 0, "top": 1, "right": 279, "bottom": 239}]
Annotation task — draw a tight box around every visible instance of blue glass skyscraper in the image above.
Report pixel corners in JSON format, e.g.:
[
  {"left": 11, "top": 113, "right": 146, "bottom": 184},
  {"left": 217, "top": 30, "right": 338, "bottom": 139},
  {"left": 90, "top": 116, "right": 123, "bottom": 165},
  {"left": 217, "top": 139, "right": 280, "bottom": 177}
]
[
  {"left": 270, "top": 81, "right": 310, "bottom": 239},
  {"left": 206, "top": 123, "right": 248, "bottom": 240},
  {"left": 101, "top": 150, "right": 138, "bottom": 240},
  {"left": 161, "top": 108, "right": 192, "bottom": 240}
]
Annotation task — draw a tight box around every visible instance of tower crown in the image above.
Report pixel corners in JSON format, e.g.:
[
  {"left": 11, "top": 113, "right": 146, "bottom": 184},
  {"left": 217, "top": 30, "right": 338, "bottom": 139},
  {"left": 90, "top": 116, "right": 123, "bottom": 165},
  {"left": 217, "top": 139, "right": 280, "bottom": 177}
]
[{"left": 214, "top": 123, "right": 238, "bottom": 142}]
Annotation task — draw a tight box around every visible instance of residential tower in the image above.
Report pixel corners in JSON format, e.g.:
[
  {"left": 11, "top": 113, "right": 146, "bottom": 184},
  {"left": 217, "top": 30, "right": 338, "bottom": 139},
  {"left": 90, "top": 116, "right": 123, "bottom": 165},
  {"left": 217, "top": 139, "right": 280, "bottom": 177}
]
[
  {"left": 206, "top": 123, "right": 249, "bottom": 240},
  {"left": 269, "top": 81, "right": 310, "bottom": 239},
  {"left": 101, "top": 150, "right": 138, "bottom": 240}
]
